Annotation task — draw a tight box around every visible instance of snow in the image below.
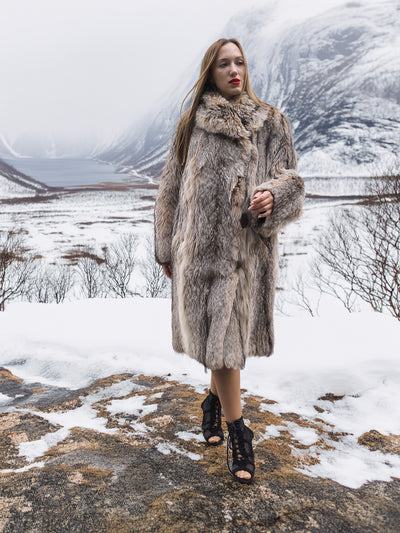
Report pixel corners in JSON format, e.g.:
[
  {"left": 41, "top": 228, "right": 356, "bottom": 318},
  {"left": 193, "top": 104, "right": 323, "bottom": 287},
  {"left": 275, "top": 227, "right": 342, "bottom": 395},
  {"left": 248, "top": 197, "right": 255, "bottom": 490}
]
[
  {"left": 0, "top": 297, "right": 399, "bottom": 488},
  {"left": 176, "top": 430, "right": 205, "bottom": 443},
  {"left": 0, "top": 393, "right": 12, "bottom": 405},
  {"left": 1, "top": 462, "right": 46, "bottom": 475},
  {"left": 0, "top": 187, "right": 154, "bottom": 265},
  {"left": 107, "top": 395, "right": 158, "bottom": 418},
  {"left": 287, "top": 424, "right": 319, "bottom": 446},
  {"left": 0, "top": 173, "right": 34, "bottom": 200},
  {"left": 18, "top": 428, "right": 70, "bottom": 463},
  {"left": 261, "top": 425, "right": 286, "bottom": 438},
  {"left": 299, "top": 436, "right": 400, "bottom": 489},
  {"left": 156, "top": 442, "right": 202, "bottom": 462}
]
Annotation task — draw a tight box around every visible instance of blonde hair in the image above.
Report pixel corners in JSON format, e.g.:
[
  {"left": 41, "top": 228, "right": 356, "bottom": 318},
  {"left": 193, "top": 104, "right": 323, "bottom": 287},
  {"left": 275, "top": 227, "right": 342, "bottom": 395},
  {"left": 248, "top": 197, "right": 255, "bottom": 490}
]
[{"left": 175, "top": 38, "right": 267, "bottom": 166}]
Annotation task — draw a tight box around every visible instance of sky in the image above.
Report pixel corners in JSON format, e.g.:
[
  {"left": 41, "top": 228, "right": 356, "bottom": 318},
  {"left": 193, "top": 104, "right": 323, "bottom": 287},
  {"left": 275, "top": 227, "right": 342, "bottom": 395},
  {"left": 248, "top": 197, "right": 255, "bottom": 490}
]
[{"left": 0, "top": 0, "right": 377, "bottom": 145}]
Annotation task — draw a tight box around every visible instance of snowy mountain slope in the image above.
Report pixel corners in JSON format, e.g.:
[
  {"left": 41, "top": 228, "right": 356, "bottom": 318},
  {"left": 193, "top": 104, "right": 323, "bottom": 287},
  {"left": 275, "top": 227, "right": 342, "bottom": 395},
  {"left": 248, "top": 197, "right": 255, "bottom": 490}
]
[
  {"left": 0, "top": 133, "right": 25, "bottom": 159},
  {"left": 94, "top": 90, "right": 186, "bottom": 176},
  {"left": 99, "top": 0, "right": 400, "bottom": 177},
  {"left": 0, "top": 159, "right": 51, "bottom": 200},
  {"left": 0, "top": 131, "right": 105, "bottom": 160}
]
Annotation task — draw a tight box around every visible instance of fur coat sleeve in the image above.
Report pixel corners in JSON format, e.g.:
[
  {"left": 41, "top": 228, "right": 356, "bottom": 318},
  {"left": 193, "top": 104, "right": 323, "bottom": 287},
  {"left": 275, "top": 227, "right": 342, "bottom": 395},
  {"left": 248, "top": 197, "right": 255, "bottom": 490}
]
[
  {"left": 154, "top": 134, "right": 183, "bottom": 265},
  {"left": 248, "top": 113, "right": 304, "bottom": 237}
]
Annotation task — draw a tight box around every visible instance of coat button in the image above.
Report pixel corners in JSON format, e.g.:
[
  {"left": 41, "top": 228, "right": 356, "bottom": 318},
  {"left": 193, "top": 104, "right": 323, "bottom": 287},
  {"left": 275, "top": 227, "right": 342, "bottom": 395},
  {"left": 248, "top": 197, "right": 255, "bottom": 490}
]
[{"left": 240, "top": 213, "right": 249, "bottom": 228}]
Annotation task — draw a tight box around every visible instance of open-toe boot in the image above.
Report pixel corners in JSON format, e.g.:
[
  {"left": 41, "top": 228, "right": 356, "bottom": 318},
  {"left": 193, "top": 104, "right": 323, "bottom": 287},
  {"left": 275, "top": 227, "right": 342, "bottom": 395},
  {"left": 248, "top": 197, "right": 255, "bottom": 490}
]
[
  {"left": 226, "top": 416, "right": 255, "bottom": 484},
  {"left": 201, "top": 391, "right": 224, "bottom": 445}
]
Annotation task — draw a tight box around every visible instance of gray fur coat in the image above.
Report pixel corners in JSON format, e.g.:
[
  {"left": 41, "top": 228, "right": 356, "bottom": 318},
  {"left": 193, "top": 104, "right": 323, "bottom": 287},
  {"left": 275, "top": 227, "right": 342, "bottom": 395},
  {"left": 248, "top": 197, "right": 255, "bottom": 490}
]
[{"left": 154, "top": 90, "right": 304, "bottom": 370}]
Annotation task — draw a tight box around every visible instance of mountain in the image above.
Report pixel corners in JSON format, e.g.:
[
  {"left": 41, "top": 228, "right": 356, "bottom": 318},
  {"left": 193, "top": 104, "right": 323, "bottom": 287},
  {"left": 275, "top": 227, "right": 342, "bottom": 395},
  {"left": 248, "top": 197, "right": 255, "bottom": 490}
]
[
  {"left": 0, "top": 132, "right": 106, "bottom": 160},
  {"left": 0, "top": 134, "right": 24, "bottom": 159},
  {"left": 0, "top": 159, "right": 51, "bottom": 200},
  {"left": 99, "top": 0, "right": 400, "bottom": 177}
]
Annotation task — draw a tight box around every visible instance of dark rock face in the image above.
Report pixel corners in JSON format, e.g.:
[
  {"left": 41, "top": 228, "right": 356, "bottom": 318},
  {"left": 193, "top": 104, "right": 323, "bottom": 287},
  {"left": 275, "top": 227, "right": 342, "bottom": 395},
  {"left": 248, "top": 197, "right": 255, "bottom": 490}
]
[{"left": 0, "top": 368, "right": 399, "bottom": 532}]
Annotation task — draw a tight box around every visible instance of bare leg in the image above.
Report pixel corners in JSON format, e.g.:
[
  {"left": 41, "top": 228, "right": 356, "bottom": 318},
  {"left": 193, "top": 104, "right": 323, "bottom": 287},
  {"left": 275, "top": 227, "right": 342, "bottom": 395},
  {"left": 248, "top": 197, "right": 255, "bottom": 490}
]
[
  {"left": 210, "top": 372, "right": 218, "bottom": 396},
  {"left": 211, "top": 367, "right": 251, "bottom": 481},
  {"left": 211, "top": 368, "right": 242, "bottom": 422}
]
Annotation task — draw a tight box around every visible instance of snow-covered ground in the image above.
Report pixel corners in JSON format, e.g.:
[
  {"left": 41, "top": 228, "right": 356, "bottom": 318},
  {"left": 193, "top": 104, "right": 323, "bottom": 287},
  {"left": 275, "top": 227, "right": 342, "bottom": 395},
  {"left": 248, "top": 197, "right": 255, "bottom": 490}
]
[
  {"left": 0, "top": 297, "right": 399, "bottom": 488},
  {"left": 0, "top": 187, "right": 155, "bottom": 264},
  {"left": 0, "top": 175, "right": 33, "bottom": 199},
  {"left": 0, "top": 179, "right": 322, "bottom": 293}
]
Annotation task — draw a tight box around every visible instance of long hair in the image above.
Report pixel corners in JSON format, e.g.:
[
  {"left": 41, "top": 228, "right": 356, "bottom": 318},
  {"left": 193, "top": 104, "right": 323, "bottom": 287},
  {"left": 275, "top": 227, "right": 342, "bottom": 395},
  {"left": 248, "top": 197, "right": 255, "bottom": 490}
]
[{"left": 175, "top": 38, "right": 267, "bottom": 167}]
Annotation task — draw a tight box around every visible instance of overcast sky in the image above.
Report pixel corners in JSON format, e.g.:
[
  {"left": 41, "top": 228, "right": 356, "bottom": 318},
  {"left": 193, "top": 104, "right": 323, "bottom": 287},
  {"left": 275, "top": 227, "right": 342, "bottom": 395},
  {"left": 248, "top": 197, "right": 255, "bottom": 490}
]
[{"left": 0, "top": 0, "right": 372, "bottom": 143}]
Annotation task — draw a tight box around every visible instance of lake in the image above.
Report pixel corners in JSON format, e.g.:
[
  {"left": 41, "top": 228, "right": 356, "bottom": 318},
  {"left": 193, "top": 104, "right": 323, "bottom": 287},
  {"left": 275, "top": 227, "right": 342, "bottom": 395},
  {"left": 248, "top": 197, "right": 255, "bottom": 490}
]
[
  {"left": 4, "top": 158, "right": 131, "bottom": 188},
  {"left": 4, "top": 157, "right": 373, "bottom": 198}
]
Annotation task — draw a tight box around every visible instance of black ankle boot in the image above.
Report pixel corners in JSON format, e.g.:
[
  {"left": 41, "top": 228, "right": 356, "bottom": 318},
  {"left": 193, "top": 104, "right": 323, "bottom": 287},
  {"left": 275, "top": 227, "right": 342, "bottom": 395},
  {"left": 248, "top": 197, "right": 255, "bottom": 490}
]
[
  {"left": 226, "top": 416, "right": 255, "bottom": 484},
  {"left": 201, "top": 391, "right": 224, "bottom": 445}
]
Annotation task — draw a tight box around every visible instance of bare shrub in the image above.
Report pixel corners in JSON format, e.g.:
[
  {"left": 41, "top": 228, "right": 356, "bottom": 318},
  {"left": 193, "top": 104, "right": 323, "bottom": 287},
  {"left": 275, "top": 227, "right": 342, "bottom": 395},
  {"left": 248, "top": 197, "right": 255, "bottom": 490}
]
[
  {"left": 76, "top": 248, "right": 105, "bottom": 298},
  {"left": 51, "top": 263, "right": 74, "bottom": 303},
  {"left": 140, "top": 236, "right": 169, "bottom": 298},
  {"left": 30, "top": 261, "right": 55, "bottom": 303},
  {"left": 288, "top": 271, "right": 321, "bottom": 317},
  {"left": 0, "top": 230, "right": 35, "bottom": 311},
  {"left": 315, "top": 172, "right": 400, "bottom": 319},
  {"left": 29, "top": 262, "right": 74, "bottom": 304},
  {"left": 311, "top": 260, "right": 358, "bottom": 313},
  {"left": 102, "top": 233, "right": 140, "bottom": 298}
]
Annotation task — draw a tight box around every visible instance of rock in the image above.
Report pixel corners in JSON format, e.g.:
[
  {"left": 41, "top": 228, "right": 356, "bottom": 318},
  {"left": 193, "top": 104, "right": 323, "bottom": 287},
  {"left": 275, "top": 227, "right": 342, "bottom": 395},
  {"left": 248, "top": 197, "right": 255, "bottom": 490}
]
[
  {"left": 0, "top": 369, "right": 399, "bottom": 532},
  {"left": 358, "top": 430, "right": 400, "bottom": 456},
  {"left": 317, "top": 393, "right": 345, "bottom": 402}
]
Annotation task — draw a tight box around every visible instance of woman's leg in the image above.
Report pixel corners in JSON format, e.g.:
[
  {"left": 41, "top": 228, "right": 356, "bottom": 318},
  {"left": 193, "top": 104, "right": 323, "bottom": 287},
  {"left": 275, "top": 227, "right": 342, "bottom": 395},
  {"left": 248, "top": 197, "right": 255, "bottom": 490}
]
[
  {"left": 205, "top": 369, "right": 240, "bottom": 444},
  {"left": 211, "top": 368, "right": 251, "bottom": 481},
  {"left": 210, "top": 372, "right": 218, "bottom": 396},
  {"left": 211, "top": 368, "right": 242, "bottom": 423}
]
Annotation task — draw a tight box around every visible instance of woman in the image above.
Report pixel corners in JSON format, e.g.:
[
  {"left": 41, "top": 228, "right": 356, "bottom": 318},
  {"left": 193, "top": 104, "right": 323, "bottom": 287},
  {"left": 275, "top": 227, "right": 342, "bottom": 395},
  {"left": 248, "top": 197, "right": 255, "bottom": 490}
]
[{"left": 154, "top": 38, "right": 304, "bottom": 484}]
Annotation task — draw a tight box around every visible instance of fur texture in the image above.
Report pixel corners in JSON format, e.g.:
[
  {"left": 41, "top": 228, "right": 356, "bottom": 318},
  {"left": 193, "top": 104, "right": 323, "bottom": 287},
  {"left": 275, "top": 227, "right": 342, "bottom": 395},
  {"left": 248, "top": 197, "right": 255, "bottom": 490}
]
[{"left": 154, "top": 90, "right": 305, "bottom": 370}]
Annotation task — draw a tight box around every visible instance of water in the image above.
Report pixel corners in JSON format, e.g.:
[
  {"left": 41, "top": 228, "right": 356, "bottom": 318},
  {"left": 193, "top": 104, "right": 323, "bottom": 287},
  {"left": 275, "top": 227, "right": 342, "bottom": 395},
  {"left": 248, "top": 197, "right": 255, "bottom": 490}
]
[
  {"left": 4, "top": 158, "right": 130, "bottom": 188},
  {"left": 5, "top": 157, "right": 375, "bottom": 197}
]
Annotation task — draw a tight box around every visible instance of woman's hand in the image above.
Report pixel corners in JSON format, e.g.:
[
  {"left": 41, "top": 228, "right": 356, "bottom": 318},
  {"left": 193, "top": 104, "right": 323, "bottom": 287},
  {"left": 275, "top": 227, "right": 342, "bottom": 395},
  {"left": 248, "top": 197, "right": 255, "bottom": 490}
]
[
  {"left": 162, "top": 262, "right": 172, "bottom": 279},
  {"left": 248, "top": 190, "right": 274, "bottom": 218}
]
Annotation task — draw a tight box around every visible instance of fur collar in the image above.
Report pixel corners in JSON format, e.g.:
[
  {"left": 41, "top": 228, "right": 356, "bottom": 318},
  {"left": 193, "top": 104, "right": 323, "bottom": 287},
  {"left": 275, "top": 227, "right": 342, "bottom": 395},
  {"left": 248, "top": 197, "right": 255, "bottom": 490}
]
[{"left": 195, "top": 90, "right": 271, "bottom": 140}]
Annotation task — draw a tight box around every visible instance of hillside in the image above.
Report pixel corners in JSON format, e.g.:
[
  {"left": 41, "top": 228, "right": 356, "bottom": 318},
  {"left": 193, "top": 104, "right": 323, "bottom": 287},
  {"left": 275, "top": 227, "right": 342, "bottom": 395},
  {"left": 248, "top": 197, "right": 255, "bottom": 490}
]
[{"left": 0, "top": 159, "right": 52, "bottom": 200}]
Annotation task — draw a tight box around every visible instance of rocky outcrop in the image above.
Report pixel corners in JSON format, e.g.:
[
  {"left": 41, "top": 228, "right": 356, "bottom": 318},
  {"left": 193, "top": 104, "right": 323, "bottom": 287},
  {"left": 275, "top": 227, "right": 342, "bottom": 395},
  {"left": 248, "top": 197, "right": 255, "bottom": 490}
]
[{"left": 0, "top": 367, "right": 399, "bottom": 532}]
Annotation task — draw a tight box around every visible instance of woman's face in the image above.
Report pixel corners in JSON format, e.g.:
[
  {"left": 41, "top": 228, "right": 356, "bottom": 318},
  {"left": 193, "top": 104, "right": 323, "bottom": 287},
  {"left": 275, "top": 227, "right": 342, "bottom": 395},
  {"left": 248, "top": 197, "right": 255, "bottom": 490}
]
[{"left": 210, "top": 42, "right": 245, "bottom": 100}]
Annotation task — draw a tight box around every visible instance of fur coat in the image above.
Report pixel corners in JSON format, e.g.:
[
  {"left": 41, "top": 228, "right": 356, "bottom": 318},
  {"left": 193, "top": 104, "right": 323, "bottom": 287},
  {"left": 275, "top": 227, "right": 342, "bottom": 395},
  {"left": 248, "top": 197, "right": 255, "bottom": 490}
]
[{"left": 154, "top": 90, "right": 304, "bottom": 370}]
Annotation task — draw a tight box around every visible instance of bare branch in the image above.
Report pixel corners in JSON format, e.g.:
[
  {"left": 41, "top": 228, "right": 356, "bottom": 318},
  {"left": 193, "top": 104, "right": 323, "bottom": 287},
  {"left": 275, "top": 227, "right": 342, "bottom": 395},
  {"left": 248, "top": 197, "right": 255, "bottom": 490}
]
[
  {"left": 315, "top": 172, "right": 400, "bottom": 319},
  {"left": 0, "top": 230, "right": 35, "bottom": 311},
  {"left": 140, "top": 235, "right": 170, "bottom": 298},
  {"left": 102, "top": 233, "right": 140, "bottom": 298}
]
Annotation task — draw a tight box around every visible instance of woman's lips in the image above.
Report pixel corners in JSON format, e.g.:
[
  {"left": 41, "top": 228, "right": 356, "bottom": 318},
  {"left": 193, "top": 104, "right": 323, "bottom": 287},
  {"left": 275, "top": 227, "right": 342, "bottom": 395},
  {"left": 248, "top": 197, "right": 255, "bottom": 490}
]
[{"left": 229, "top": 78, "right": 240, "bottom": 85}]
